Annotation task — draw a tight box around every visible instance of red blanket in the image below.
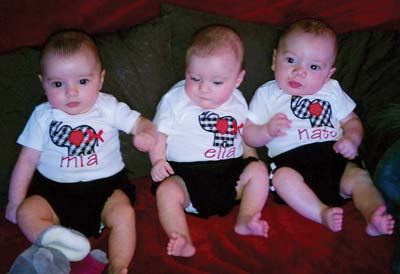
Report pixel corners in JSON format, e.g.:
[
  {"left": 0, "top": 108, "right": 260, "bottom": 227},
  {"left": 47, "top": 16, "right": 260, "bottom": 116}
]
[{"left": 0, "top": 176, "right": 394, "bottom": 273}]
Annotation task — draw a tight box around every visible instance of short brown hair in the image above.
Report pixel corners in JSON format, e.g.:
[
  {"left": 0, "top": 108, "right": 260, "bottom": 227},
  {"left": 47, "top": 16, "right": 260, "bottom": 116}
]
[
  {"left": 186, "top": 25, "right": 244, "bottom": 70},
  {"left": 278, "top": 18, "right": 338, "bottom": 59},
  {"left": 40, "top": 30, "right": 102, "bottom": 71}
]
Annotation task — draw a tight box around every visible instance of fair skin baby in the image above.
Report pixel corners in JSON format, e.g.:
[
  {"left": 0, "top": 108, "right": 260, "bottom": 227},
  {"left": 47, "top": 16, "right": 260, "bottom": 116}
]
[
  {"left": 5, "top": 44, "right": 157, "bottom": 274},
  {"left": 150, "top": 48, "right": 269, "bottom": 257},
  {"left": 244, "top": 29, "right": 394, "bottom": 235}
]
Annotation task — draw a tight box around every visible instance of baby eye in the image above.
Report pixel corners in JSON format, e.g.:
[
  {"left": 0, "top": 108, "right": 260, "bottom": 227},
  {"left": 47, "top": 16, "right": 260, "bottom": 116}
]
[
  {"left": 310, "top": 64, "right": 320, "bottom": 70},
  {"left": 79, "top": 79, "right": 89, "bottom": 85},
  {"left": 213, "top": 81, "right": 223, "bottom": 86},
  {"left": 51, "top": 81, "right": 63, "bottom": 88},
  {"left": 286, "top": 57, "right": 296, "bottom": 64},
  {"left": 190, "top": 76, "right": 200, "bottom": 82}
]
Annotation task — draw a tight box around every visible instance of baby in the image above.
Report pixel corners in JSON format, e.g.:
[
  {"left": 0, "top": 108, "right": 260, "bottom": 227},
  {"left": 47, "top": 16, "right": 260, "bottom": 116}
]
[
  {"left": 5, "top": 30, "right": 157, "bottom": 274},
  {"left": 150, "top": 25, "right": 270, "bottom": 257},
  {"left": 244, "top": 18, "right": 394, "bottom": 235}
]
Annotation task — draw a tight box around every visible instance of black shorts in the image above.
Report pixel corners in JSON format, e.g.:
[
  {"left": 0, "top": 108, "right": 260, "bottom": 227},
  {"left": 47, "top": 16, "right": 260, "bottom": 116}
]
[
  {"left": 152, "top": 157, "right": 258, "bottom": 218},
  {"left": 28, "top": 169, "right": 136, "bottom": 238},
  {"left": 269, "top": 141, "right": 363, "bottom": 206}
]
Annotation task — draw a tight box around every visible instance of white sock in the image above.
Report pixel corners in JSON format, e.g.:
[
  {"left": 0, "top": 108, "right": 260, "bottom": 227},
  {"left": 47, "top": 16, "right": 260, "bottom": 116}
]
[{"left": 36, "top": 225, "right": 90, "bottom": 261}]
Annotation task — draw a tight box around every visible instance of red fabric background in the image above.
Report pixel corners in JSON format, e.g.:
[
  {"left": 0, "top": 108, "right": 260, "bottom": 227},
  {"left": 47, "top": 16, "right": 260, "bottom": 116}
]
[
  {"left": 1, "top": 0, "right": 399, "bottom": 54},
  {"left": 0, "top": 177, "right": 395, "bottom": 274}
]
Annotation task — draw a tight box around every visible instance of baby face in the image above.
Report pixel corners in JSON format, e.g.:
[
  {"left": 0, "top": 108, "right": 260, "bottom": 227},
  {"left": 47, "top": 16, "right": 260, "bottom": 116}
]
[
  {"left": 184, "top": 50, "right": 245, "bottom": 109},
  {"left": 272, "top": 30, "right": 336, "bottom": 96},
  {"left": 39, "top": 45, "right": 105, "bottom": 115}
]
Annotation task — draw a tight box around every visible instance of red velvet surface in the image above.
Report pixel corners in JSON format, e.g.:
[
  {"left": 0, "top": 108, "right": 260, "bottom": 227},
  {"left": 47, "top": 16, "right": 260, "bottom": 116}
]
[
  {"left": 0, "top": 177, "right": 395, "bottom": 274},
  {"left": 1, "top": 0, "right": 399, "bottom": 54}
]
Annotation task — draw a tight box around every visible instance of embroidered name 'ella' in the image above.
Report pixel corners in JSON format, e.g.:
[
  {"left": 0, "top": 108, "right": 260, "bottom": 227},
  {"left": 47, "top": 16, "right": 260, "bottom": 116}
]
[{"left": 204, "top": 146, "right": 236, "bottom": 159}]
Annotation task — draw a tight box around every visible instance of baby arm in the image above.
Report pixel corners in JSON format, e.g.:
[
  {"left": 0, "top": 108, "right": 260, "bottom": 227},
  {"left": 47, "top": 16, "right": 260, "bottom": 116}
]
[
  {"left": 149, "top": 133, "right": 174, "bottom": 182},
  {"left": 131, "top": 116, "right": 158, "bottom": 152},
  {"left": 333, "top": 112, "right": 363, "bottom": 159},
  {"left": 243, "top": 113, "right": 292, "bottom": 147},
  {"left": 6, "top": 146, "right": 40, "bottom": 223}
]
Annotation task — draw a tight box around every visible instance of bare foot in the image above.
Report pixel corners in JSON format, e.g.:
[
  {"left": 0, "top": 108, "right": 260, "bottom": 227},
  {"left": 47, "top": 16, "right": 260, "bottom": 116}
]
[
  {"left": 366, "top": 205, "right": 395, "bottom": 236},
  {"left": 234, "top": 212, "right": 269, "bottom": 238},
  {"left": 321, "top": 207, "right": 343, "bottom": 232},
  {"left": 167, "top": 232, "right": 196, "bottom": 257}
]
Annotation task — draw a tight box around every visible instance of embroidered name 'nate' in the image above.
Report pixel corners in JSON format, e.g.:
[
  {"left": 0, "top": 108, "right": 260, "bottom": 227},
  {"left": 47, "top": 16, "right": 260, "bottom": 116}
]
[{"left": 298, "top": 127, "right": 338, "bottom": 141}]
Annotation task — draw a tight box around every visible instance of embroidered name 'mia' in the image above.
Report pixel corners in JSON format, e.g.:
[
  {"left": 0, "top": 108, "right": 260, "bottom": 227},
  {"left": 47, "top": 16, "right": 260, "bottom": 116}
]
[{"left": 60, "top": 154, "right": 98, "bottom": 168}]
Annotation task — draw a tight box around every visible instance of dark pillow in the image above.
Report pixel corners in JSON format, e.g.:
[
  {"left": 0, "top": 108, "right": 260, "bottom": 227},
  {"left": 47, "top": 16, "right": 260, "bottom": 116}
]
[
  {"left": 0, "top": 48, "right": 43, "bottom": 204},
  {"left": 97, "top": 17, "right": 176, "bottom": 119},
  {"left": 335, "top": 31, "right": 400, "bottom": 171},
  {"left": 96, "top": 17, "right": 176, "bottom": 177},
  {"left": 161, "top": 3, "right": 280, "bottom": 102}
]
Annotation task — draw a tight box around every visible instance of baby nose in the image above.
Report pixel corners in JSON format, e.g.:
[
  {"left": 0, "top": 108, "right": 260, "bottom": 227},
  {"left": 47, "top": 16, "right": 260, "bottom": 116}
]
[
  {"left": 66, "top": 83, "right": 78, "bottom": 96},
  {"left": 293, "top": 65, "right": 307, "bottom": 78},
  {"left": 199, "top": 81, "right": 210, "bottom": 93}
]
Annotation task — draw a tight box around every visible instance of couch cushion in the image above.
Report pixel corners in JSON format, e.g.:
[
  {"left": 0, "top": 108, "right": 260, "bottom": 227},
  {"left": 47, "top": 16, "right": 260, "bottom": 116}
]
[
  {"left": 96, "top": 17, "right": 176, "bottom": 178},
  {"left": 161, "top": 3, "right": 280, "bottom": 102},
  {"left": 335, "top": 31, "right": 400, "bottom": 171},
  {"left": 0, "top": 48, "right": 43, "bottom": 205},
  {"left": 97, "top": 17, "right": 176, "bottom": 119}
]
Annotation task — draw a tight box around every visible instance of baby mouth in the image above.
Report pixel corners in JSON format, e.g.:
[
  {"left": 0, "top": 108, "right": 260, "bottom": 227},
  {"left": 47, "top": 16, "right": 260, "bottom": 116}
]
[
  {"left": 289, "top": 81, "right": 302, "bottom": 88},
  {"left": 199, "top": 96, "right": 211, "bottom": 101},
  {"left": 66, "top": 102, "right": 80, "bottom": 108}
]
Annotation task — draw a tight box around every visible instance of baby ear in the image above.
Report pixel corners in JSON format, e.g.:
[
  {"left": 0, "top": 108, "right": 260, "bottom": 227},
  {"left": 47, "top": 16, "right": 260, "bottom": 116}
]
[
  {"left": 271, "top": 49, "right": 277, "bottom": 71},
  {"left": 99, "top": 69, "right": 106, "bottom": 90},
  {"left": 235, "top": 69, "right": 246, "bottom": 88},
  {"left": 326, "top": 67, "right": 336, "bottom": 82},
  {"left": 37, "top": 74, "right": 46, "bottom": 92}
]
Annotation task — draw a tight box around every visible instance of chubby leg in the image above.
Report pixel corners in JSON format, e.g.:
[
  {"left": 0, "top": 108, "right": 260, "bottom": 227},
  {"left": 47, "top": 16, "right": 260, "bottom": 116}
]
[
  {"left": 234, "top": 160, "right": 270, "bottom": 237},
  {"left": 273, "top": 167, "right": 343, "bottom": 232},
  {"left": 101, "top": 190, "right": 136, "bottom": 274},
  {"left": 156, "top": 176, "right": 195, "bottom": 257},
  {"left": 340, "top": 163, "right": 395, "bottom": 236},
  {"left": 17, "top": 196, "right": 90, "bottom": 262},
  {"left": 17, "top": 195, "right": 59, "bottom": 242}
]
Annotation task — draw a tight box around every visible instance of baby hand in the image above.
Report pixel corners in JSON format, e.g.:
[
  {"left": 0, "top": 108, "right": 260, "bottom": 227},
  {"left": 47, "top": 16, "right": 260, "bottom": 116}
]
[
  {"left": 5, "top": 202, "right": 18, "bottom": 224},
  {"left": 266, "top": 113, "right": 291, "bottom": 138},
  {"left": 151, "top": 159, "right": 174, "bottom": 182},
  {"left": 133, "top": 132, "right": 157, "bottom": 152},
  {"left": 333, "top": 137, "right": 358, "bottom": 159}
]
